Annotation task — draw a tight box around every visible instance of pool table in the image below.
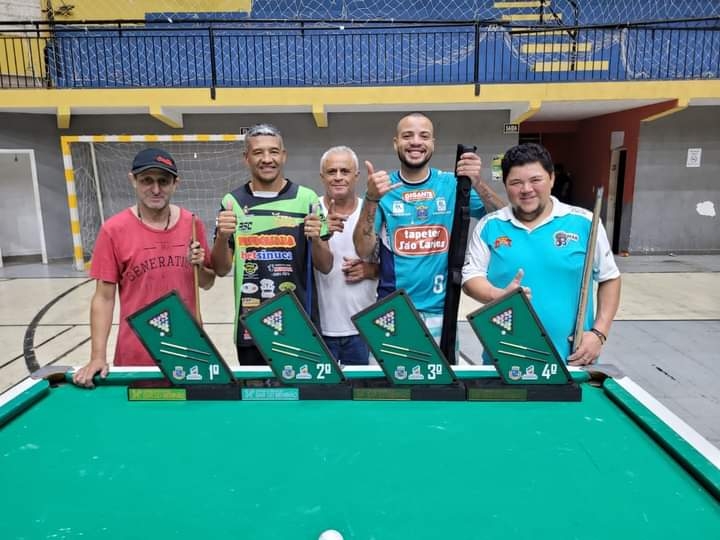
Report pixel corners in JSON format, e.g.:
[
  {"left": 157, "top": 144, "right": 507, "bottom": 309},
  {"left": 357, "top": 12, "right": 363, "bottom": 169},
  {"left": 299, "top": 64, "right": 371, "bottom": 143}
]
[{"left": 1, "top": 366, "right": 719, "bottom": 540}]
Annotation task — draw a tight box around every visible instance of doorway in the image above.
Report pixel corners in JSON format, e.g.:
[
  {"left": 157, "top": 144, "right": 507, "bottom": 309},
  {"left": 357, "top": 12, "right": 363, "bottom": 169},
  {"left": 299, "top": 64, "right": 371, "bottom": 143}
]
[
  {"left": 606, "top": 148, "right": 626, "bottom": 253},
  {"left": 0, "top": 150, "right": 47, "bottom": 265}
]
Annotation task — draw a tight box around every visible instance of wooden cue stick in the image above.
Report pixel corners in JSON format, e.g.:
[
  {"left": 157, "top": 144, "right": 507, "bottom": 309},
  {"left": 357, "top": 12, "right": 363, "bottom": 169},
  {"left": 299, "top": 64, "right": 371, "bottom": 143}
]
[
  {"left": 191, "top": 213, "right": 203, "bottom": 325},
  {"left": 571, "top": 186, "right": 604, "bottom": 353}
]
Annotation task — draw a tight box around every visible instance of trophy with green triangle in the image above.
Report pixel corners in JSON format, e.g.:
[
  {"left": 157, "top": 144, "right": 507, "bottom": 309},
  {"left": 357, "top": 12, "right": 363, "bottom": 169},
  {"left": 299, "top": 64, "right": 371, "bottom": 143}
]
[
  {"left": 352, "top": 290, "right": 465, "bottom": 400},
  {"left": 240, "top": 292, "right": 352, "bottom": 400},
  {"left": 126, "top": 291, "right": 240, "bottom": 400},
  {"left": 466, "top": 289, "right": 581, "bottom": 401}
]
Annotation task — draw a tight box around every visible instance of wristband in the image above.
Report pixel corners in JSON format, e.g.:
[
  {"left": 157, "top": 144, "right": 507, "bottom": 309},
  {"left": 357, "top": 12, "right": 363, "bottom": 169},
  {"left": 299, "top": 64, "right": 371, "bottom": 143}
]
[
  {"left": 364, "top": 195, "right": 380, "bottom": 203},
  {"left": 590, "top": 327, "right": 607, "bottom": 345}
]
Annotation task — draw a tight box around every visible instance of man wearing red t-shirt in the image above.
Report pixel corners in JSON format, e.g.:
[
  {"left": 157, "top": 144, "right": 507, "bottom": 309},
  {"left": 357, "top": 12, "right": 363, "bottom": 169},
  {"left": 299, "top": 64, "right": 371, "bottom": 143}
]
[{"left": 73, "top": 148, "right": 215, "bottom": 387}]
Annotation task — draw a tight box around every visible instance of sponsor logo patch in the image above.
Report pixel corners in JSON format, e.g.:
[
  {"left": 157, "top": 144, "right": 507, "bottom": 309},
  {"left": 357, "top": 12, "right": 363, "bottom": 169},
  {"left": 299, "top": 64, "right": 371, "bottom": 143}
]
[
  {"left": 394, "top": 225, "right": 449, "bottom": 256},
  {"left": 237, "top": 235, "right": 297, "bottom": 248},
  {"left": 268, "top": 264, "right": 293, "bottom": 274},
  {"left": 241, "top": 282, "right": 259, "bottom": 294},
  {"left": 494, "top": 236, "right": 512, "bottom": 249},
  {"left": 402, "top": 189, "right": 435, "bottom": 203},
  {"left": 242, "top": 297, "right": 261, "bottom": 308},
  {"left": 260, "top": 279, "right": 276, "bottom": 298},
  {"left": 278, "top": 281, "right": 296, "bottom": 292},
  {"left": 241, "top": 251, "right": 293, "bottom": 261},
  {"left": 272, "top": 214, "right": 300, "bottom": 228}
]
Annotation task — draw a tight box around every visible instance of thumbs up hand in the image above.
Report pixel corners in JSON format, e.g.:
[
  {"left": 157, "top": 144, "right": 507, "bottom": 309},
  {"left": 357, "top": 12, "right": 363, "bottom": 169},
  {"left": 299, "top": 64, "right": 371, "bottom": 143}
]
[
  {"left": 326, "top": 198, "right": 348, "bottom": 234},
  {"left": 503, "top": 268, "right": 532, "bottom": 301},
  {"left": 304, "top": 203, "right": 323, "bottom": 239},
  {"left": 215, "top": 198, "right": 237, "bottom": 239}
]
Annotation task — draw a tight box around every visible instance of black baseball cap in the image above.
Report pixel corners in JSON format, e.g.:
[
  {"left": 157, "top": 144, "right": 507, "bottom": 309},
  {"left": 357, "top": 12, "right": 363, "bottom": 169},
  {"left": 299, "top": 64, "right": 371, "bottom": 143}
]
[{"left": 131, "top": 148, "right": 178, "bottom": 177}]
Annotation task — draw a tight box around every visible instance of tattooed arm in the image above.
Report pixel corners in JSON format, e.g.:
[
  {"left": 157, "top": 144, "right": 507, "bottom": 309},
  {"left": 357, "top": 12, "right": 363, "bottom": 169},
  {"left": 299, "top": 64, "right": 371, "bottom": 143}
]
[
  {"left": 456, "top": 151, "right": 505, "bottom": 213},
  {"left": 353, "top": 198, "right": 379, "bottom": 259}
]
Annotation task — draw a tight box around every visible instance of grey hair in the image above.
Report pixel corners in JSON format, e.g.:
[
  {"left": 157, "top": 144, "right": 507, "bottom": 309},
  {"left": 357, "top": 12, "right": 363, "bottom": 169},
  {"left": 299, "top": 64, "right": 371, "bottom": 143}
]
[
  {"left": 245, "top": 123, "right": 283, "bottom": 140},
  {"left": 319, "top": 145, "right": 359, "bottom": 172}
]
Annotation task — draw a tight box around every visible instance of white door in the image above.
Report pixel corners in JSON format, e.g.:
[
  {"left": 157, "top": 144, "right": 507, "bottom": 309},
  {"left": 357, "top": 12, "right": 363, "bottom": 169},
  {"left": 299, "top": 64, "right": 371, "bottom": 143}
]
[{"left": 0, "top": 150, "right": 47, "bottom": 264}]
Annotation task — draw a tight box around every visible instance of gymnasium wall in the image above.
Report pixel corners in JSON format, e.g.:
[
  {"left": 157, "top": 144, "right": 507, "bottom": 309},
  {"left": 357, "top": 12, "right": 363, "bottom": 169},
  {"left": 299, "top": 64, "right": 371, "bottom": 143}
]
[
  {"left": 0, "top": 0, "right": 40, "bottom": 20},
  {"left": 42, "top": 1, "right": 251, "bottom": 21},
  {"left": 632, "top": 106, "right": 720, "bottom": 253}
]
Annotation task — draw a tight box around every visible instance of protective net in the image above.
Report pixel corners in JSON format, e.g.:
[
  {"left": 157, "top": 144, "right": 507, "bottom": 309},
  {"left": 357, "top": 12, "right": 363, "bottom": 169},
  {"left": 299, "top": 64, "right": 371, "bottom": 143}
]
[
  {"left": 248, "top": 1, "right": 718, "bottom": 24},
  {"left": 36, "top": 0, "right": 719, "bottom": 24},
  {"left": 68, "top": 137, "right": 246, "bottom": 261}
]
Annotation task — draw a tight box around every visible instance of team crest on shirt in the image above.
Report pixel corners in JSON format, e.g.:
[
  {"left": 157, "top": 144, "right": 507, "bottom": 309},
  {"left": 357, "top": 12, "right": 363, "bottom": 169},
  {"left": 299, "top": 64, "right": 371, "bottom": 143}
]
[
  {"left": 435, "top": 197, "right": 447, "bottom": 212},
  {"left": 554, "top": 231, "right": 580, "bottom": 247},
  {"left": 415, "top": 204, "right": 429, "bottom": 222},
  {"left": 494, "top": 236, "right": 512, "bottom": 249},
  {"left": 392, "top": 201, "right": 405, "bottom": 215}
]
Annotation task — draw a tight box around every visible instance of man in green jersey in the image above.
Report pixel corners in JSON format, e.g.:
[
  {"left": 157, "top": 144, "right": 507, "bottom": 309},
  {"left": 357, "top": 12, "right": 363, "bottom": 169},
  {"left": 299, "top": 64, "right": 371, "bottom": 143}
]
[{"left": 212, "top": 124, "right": 333, "bottom": 365}]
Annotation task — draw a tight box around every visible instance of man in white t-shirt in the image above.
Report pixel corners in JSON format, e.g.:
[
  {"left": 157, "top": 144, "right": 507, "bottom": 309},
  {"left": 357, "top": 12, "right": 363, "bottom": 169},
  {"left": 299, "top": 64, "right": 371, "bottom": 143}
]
[{"left": 316, "top": 146, "right": 379, "bottom": 365}]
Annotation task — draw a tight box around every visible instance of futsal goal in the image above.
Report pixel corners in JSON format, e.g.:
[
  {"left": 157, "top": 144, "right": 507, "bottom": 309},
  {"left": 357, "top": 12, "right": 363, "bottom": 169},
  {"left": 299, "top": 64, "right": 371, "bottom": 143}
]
[{"left": 60, "top": 134, "right": 247, "bottom": 271}]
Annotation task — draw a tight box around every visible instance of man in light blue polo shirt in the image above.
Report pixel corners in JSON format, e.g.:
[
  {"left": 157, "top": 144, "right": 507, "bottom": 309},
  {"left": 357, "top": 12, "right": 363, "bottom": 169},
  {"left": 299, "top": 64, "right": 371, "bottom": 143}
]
[{"left": 462, "top": 143, "right": 621, "bottom": 365}]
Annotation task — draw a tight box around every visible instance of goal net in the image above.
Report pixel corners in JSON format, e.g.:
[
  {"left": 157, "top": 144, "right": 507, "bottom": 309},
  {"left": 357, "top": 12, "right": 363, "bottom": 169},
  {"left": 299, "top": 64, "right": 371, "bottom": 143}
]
[{"left": 61, "top": 134, "right": 246, "bottom": 270}]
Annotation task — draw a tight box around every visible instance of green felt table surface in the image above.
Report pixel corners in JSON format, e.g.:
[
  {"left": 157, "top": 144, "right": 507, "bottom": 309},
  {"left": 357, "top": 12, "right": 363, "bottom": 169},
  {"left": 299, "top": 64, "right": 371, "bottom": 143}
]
[{"left": 0, "top": 371, "right": 718, "bottom": 540}]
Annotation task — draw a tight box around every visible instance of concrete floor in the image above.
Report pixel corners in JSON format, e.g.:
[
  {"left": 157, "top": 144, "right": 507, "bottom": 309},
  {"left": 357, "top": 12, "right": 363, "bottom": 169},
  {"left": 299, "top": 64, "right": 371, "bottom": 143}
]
[{"left": 1, "top": 254, "right": 719, "bottom": 447}]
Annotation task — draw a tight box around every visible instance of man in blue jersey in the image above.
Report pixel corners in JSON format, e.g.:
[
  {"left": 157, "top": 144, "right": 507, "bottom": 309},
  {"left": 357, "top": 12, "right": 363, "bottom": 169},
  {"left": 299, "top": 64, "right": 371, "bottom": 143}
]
[
  {"left": 353, "top": 112, "right": 505, "bottom": 340},
  {"left": 462, "top": 143, "right": 621, "bottom": 365}
]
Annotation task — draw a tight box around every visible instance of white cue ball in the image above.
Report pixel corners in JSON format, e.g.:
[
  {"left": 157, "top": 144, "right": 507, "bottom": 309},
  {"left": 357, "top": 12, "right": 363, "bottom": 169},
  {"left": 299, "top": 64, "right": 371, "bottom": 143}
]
[{"left": 318, "top": 530, "right": 344, "bottom": 540}]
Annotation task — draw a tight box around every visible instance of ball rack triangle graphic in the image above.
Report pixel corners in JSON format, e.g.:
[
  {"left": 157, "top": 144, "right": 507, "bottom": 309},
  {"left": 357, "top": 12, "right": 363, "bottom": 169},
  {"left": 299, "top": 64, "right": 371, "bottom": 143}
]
[
  {"left": 147, "top": 310, "right": 172, "bottom": 336},
  {"left": 491, "top": 308, "right": 513, "bottom": 333},
  {"left": 373, "top": 309, "right": 397, "bottom": 335},
  {"left": 262, "top": 309, "right": 284, "bottom": 334}
]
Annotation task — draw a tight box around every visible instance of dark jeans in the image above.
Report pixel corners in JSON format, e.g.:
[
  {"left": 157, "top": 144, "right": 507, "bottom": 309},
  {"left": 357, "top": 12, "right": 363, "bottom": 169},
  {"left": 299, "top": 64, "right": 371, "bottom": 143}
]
[
  {"left": 236, "top": 346, "right": 267, "bottom": 366},
  {"left": 323, "top": 334, "right": 370, "bottom": 366}
]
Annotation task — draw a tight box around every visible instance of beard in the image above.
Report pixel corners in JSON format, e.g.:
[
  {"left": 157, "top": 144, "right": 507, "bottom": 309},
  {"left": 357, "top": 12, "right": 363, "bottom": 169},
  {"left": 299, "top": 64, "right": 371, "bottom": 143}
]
[
  {"left": 513, "top": 202, "right": 547, "bottom": 223},
  {"left": 397, "top": 148, "right": 433, "bottom": 172}
]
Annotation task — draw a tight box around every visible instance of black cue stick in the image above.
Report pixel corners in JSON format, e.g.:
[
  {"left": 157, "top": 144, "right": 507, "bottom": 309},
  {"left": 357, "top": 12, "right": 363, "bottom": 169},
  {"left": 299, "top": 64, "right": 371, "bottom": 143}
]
[{"left": 439, "top": 144, "right": 476, "bottom": 364}]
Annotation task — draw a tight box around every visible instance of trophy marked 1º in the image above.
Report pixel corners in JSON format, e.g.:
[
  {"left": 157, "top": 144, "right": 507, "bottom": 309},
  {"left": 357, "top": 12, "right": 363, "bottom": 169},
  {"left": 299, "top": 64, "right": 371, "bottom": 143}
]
[{"left": 126, "top": 291, "right": 240, "bottom": 400}]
